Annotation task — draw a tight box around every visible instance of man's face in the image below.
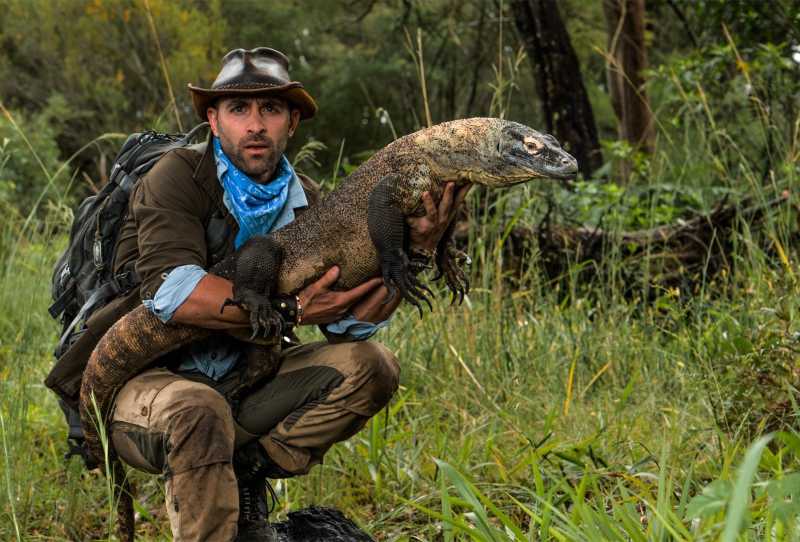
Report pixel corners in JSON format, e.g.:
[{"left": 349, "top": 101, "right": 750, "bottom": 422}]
[{"left": 207, "top": 95, "right": 301, "bottom": 184}]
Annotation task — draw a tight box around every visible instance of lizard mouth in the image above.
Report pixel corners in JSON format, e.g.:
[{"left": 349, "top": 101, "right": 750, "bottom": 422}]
[{"left": 529, "top": 151, "right": 578, "bottom": 182}]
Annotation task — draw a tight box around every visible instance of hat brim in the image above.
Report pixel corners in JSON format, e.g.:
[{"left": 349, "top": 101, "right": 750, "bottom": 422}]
[{"left": 188, "top": 82, "right": 317, "bottom": 121}]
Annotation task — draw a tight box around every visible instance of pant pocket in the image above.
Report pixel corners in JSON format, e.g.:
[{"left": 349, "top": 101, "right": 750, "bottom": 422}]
[
  {"left": 111, "top": 421, "right": 167, "bottom": 474},
  {"left": 112, "top": 367, "right": 182, "bottom": 427}
]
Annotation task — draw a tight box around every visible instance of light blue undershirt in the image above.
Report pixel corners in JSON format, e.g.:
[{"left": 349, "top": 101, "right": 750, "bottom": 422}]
[{"left": 143, "top": 152, "right": 387, "bottom": 381}]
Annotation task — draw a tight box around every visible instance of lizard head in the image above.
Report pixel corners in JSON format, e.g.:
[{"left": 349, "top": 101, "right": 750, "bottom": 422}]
[
  {"left": 412, "top": 118, "right": 578, "bottom": 186},
  {"left": 481, "top": 121, "right": 578, "bottom": 186}
]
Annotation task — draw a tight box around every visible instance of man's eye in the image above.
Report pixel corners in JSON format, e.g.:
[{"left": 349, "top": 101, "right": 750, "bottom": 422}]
[
  {"left": 262, "top": 104, "right": 276, "bottom": 113},
  {"left": 231, "top": 105, "right": 245, "bottom": 113}
]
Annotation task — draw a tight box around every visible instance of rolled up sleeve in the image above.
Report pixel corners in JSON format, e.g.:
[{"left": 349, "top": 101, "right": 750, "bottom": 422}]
[{"left": 143, "top": 264, "right": 207, "bottom": 323}]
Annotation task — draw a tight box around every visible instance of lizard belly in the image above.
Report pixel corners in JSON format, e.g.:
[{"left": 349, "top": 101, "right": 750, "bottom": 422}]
[{"left": 275, "top": 220, "right": 379, "bottom": 293}]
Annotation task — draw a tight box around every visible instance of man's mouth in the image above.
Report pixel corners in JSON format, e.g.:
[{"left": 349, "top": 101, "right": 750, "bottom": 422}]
[{"left": 243, "top": 143, "right": 271, "bottom": 155}]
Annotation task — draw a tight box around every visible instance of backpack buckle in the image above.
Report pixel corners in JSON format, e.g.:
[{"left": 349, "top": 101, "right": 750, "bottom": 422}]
[{"left": 92, "top": 239, "right": 104, "bottom": 270}]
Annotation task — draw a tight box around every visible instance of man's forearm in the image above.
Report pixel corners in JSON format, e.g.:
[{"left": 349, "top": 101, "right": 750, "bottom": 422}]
[{"left": 171, "top": 273, "right": 251, "bottom": 329}]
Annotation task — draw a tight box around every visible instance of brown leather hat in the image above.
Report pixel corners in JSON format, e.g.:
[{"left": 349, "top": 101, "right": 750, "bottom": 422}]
[{"left": 188, "top": 47, "right": 317, "bottom": 121}]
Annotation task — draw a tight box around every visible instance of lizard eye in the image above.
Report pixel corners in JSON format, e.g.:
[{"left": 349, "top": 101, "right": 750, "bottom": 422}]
[{"left": 523, "top": 137, "right": 543, "bottom": 155}]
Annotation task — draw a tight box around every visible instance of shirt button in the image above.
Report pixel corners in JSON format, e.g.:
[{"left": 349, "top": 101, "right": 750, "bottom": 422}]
[{"left": 140, "top": 406, "right": 148, "bottom": 416}]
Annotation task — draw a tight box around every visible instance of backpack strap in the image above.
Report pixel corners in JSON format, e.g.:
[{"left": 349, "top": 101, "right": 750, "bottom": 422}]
[
  {"left": 49, "top": 280, "right": 76, "bottom": 319},
  {"left": 54, "top": 261, "right": 140, "bottom": 358}
]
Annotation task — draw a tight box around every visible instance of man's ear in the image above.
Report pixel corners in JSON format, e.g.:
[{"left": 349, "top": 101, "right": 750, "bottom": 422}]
[
  {"left": 207, "top": 107, "right": 220, "bottom": 136},
  {"left": 288, "top": 108, "right": 301, "bottom": 137}
]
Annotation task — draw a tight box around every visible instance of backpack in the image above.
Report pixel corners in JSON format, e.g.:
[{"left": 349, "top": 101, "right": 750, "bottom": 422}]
[
  {"left": 48, "top": 122, "right": 209, "bottom": 358},
  {"left": 48, "top": 122, "right": 209, "bottom": 466}
]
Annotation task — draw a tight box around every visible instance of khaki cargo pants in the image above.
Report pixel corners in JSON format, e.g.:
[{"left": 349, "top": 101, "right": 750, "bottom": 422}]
[{"left": 110, "top": 340, "right": 400, "bottom": 541}]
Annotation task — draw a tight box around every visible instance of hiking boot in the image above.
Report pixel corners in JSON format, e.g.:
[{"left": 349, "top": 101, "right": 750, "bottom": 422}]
[
  {"left": 235, "top": 477, "right": 278, "bottom": 542},
  {"left": 233, "top": 440, "right": 289, "bottom": 542},
  {"left": 233, "top": 439, "right": 293, "bottom": 482}
]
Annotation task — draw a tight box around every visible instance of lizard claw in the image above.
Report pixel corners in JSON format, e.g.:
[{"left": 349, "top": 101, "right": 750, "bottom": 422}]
[
  {"left": 228, "top": 289, "right": 284, "bottom": 340},
  {"left": 436, "top": 246, "right": 470, "bottom": 305},
  {"left": 380, "top": 248, "right": 433, "bottom": 317},
  {"left": 252, "top": 304, "right": 284, "bottom": 340},
  {"left": 408, "top": 259, "right": 432, "bottom": 275}
]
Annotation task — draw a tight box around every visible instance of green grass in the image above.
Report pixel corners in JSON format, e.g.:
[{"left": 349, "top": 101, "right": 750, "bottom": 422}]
[{"left": 3, "top": 189, "right": 800, "bottom": 540}]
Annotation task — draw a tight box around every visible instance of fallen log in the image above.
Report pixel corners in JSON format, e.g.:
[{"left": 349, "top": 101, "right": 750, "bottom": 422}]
[{"left": 459, "top": 193, "right": 793, "bottom": 295}]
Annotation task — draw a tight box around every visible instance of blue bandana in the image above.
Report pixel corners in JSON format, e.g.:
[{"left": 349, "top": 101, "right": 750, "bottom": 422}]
[{"left": 213, "top": 137, "right": 292, "bottom": 248}]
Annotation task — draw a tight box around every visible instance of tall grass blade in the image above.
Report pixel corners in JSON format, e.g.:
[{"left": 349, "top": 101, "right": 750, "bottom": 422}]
[
  {"left": 433, "top": 458, "right": 500, "bottom": 540},
  {"left": 440, "top": 468, "right": 455, "bottom": 542},
  {"left": 722, "top": 434, "right": 773, "bottom": 542},
  {"left": 142, "top": 0, "right": 183, "bottom": 131},
  {"left": 0, "top": 411, "right": 22, "bottom": 541}
]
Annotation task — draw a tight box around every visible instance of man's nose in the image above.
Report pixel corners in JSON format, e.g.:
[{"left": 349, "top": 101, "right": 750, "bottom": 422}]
[{"left": 245, "top": 108, "right": 267, "bottom": 134}]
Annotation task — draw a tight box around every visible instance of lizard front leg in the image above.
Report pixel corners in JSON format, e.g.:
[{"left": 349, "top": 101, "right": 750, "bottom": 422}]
[
  {"left": 368, "top": 174, "right": 433, "bottom": 316},
  {"left": 220, "top": 236, "right": 286, "bottom": 338}
]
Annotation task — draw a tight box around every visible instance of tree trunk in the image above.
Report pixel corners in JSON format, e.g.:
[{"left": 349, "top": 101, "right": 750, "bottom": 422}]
[
  {"left": 510, "top": 0, "right": 603, "bottom": 178},
  {"left": 603, "top": 0, "right": 654, "bottom": 171}
]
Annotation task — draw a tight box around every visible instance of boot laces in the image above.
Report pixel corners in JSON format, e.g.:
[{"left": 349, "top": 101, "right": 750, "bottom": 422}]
[{"left": 239, "top": 478, "right": 278, "bottom": 522}]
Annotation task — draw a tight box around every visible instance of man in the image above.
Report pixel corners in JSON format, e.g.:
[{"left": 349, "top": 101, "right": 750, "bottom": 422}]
[{"left": 101, "top": 48, "right": 470, "bottom": 541}]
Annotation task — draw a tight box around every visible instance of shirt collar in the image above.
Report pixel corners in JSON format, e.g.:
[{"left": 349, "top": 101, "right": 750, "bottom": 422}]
[{"left": 271, "top": 169, "right": 308, "bottom": 231}]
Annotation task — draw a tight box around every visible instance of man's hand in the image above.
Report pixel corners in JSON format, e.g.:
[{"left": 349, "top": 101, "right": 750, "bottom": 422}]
[
  {"left": 298, "top": 266, "right": 384, "bottom": 325},
  {"left": 349, "top": 183, "right": 474, "bottom": 324},
  {"left": 407, "top": 182, "right": 472, "bottom": 253}
]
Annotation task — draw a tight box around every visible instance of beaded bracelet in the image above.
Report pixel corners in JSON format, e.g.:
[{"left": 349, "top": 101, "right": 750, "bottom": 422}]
[
  {"left": 295, "top": 294, "right": 304, "bottom": 325},
  {"left": 271, "top": 295, "right": 300, "bottom": 325}
]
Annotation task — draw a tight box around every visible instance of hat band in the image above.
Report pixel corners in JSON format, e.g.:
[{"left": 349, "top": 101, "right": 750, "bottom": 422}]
[{"left": 209, "top": 81, "right": 301, "bottom": 91}]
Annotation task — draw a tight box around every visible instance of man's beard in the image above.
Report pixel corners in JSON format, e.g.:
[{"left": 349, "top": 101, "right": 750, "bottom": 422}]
[{"left": 219, "top": 131, "right": 287, "bottom": 184}]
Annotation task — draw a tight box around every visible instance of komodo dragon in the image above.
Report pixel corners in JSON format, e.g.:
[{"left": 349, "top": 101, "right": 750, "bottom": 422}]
[{"left": 79, "top": 116, "right": 578, "bottom": 472}]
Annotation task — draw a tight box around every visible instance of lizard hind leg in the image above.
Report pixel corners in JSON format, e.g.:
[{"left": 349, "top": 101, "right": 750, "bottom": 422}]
[
  {"left": 432, "top": 220, "right": 470, "bottom": 305},
  {"left": 223, "top": 236, "right": 286, "bottom": 339},
  {"left": 368, "top": 175, "right": 434, "bottom": 317}
]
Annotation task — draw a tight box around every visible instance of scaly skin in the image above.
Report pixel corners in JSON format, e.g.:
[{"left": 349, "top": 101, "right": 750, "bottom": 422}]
[{"left": 79, "top": 117, "right": 578, "bottom": 465}]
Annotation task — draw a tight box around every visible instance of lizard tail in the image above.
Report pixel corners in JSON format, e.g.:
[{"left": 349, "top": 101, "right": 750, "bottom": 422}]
[{"left": 113, "top": 459, "right": 135, "bottom": 542}]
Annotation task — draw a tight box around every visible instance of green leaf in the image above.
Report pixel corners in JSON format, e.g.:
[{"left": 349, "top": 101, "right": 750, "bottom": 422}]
[
  {"left": 722, "top": 435, "right": 773, "bottom": 542},
  {"left": 766, "top": 473, "right": 800, "bottom": 523},
  {"left": 440, "top": 469, "right": 454, "bottom": 542},
  {"left": 686, "top": 479, "right": 732, "bottom": 520}
]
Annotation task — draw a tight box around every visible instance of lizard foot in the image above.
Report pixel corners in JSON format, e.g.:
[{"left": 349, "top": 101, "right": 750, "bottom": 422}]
[
  {"left": 222, "top": 290, "right": 284, "bottom": 340},
  {"left": 435, "top": 246, "right": 471, "bottom": 304},
  {"left": 381, "top": 248, "right": 433, "bottom": 317}
]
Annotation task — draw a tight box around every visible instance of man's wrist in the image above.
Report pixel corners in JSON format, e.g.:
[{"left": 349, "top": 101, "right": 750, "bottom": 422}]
[{"left": 270, "top": 295, "right": 300, "bottom": 325}]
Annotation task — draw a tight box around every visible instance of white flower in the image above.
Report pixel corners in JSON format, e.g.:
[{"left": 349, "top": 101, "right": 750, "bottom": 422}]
[{"left": 791, "top": 44, "right": 800, "bottom": 66}]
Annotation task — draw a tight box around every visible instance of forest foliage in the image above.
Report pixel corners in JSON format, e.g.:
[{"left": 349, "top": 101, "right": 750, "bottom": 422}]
[{"left": 0, "top": 0, "right": 796, "bottom": 215}]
